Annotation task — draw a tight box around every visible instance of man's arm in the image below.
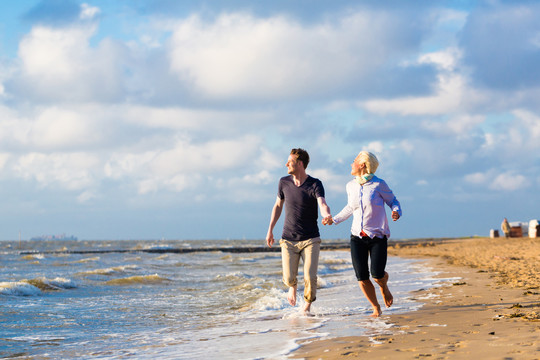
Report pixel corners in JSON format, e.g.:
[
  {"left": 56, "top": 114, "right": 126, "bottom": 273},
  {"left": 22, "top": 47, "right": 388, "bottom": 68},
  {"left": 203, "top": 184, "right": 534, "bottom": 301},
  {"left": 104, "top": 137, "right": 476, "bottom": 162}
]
[
  {"left": 266, "top": 196, "right": 284, "bottom": 247},
  {"left": 317, "top": 197, "right": 332, "bottom": 225}
]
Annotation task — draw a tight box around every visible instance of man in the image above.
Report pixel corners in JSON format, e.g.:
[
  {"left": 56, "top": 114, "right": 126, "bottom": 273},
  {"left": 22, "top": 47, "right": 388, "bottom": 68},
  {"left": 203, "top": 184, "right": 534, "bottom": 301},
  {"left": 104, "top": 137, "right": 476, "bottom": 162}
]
[{"left": 266, "top": 148, "right": 332, "bottom": 315}]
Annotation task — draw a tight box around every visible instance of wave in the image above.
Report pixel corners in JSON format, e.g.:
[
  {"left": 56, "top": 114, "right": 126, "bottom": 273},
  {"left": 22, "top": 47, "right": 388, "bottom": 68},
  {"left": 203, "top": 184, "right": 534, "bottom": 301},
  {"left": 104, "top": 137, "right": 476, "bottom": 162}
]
[
  {"left": 215, "top": 272, "right": 253, "bottom": 281},
  {"left": 21, "top": 254, "right": 45, "bottom": 260},
  {"left": 0, "top": 281, "right": 41, "bottom": 296},
  {"left": 25, "top": 277, "right": 78, "bottom": 291},
  {"left": 251, "top": 288, "right": 289, "bottom": 311},
  {"left": 77, "top": 265, "right": 140, "bottom": 276},
  {"left": 132, "top": 244, "right": 176, "bottom": 251},
  {"left": 0, "top": 277, "right": 77, "bottom": 296},
  {"left": 72, "top": 257, "right": 100, "bottom": 264},
  {"left": 105, "top": 274, "right": 170, "bottom": 286}
]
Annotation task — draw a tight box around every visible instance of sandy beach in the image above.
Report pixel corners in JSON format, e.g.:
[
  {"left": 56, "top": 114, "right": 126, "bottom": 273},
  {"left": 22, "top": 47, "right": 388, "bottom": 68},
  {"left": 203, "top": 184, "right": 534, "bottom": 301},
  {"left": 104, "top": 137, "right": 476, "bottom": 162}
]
[{"left": 292, "top": 237, "right": 540, "bottom": 359}]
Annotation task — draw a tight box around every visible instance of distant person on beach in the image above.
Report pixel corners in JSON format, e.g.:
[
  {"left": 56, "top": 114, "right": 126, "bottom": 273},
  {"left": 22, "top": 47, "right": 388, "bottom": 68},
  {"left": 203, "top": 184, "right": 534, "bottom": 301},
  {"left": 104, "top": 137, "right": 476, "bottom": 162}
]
[
  {"left": 266, "top": 148, "right": 332, "bottom": 315},
  {"left": 322, "top": 151, "right": 401, "bottom": 318},
  {"left": 501, "top": 218, "right": 510, "bottom": 238}
]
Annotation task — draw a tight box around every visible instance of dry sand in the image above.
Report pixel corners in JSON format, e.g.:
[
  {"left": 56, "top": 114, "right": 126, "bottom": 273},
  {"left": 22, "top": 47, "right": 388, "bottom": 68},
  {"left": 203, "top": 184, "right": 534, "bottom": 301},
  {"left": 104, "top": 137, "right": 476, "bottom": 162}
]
[{"left": 292, "top": 237, "right": 540, "bottom": 359}]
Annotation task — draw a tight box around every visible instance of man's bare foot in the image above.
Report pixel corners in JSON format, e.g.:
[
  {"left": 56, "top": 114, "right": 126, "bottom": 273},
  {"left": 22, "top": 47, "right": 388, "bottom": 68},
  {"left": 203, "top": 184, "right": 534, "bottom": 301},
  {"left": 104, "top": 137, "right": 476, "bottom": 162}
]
[
  {"left": 302, "top": 301, "right": 313, "bottom": 316},
  {"left": 287, "top": 287, "right": 297, "bottom": 306},
  {"left": 370, "top": 305, "right": 382, "bottom": 318},
  {"left": 376, "top": 272, "right": 393, "bottom": 308}
]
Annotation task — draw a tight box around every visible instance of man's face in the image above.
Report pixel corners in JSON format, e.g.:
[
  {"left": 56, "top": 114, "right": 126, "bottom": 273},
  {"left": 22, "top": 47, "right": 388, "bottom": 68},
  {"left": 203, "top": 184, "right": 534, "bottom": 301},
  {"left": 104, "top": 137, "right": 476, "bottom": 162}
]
[{"left": 286, "top": 154, "right": 302, "bottom": 175}]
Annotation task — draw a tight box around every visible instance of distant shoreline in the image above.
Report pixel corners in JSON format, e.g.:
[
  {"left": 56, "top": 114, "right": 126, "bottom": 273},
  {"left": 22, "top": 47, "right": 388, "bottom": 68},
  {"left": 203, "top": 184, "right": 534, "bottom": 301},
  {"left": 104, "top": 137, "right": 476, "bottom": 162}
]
[{"left": 12, "top": 237, "right": 470, "bottom": 255}]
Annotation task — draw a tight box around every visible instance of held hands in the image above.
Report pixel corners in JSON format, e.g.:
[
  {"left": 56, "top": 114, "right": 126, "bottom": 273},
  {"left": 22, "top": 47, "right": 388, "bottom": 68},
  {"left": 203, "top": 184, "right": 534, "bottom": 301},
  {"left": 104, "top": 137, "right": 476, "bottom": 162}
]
[
  {"left": 322, "top": 215, "right": 334, "bottom": 226},
  {"left": 392, "top": 211, "right": 400, "bottom": 221}
]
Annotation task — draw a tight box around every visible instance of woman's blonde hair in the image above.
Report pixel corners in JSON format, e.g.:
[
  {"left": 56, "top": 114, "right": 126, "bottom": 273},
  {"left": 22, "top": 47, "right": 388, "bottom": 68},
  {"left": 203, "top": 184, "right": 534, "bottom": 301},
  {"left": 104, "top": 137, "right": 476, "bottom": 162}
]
[{"left": 356, "top": 151, "right": 379, "bottom": 174}]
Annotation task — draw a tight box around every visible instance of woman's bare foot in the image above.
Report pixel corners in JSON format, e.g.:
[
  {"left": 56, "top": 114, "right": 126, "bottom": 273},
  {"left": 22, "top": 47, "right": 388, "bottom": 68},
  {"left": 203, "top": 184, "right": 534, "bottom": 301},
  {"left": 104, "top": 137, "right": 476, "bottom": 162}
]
[
  {"left": 287, "top": 286, "right": 297, "bottom": 306},
  {"left": 375, "top": 272, "right": 393, "bottom": 308},
  {"left": 370, "top": 304, "right": 382, "bottom": 318},
  {"left": 381, "top": 285, "right": 393, "bottom": 308}
]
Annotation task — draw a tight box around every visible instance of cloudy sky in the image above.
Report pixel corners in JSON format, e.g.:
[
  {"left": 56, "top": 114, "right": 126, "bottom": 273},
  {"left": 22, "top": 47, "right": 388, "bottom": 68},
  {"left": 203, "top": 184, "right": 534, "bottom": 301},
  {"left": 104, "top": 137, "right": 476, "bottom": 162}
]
[{"left": 0, "top": 0, "right": 539, "bottom": 241}]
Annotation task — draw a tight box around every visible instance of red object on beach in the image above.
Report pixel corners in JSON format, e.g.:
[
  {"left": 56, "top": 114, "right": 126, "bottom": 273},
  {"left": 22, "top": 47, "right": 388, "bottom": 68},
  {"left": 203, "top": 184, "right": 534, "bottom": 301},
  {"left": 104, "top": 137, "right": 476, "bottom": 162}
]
[{"left": 510, "top": 226, "right": 522, "bottom": 238}]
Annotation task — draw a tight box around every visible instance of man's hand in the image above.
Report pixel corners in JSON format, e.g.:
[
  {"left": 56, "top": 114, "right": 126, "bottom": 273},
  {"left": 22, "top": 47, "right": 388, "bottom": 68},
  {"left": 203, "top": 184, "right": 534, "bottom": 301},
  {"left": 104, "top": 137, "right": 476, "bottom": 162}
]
[
  {"left": 392, "top": 211, "right": 400, "bottom": 221},
  {"left": 266, "top": 232, "right": 275, "bottom": 247},
  {"left": 322, "top": 216, "right": 334, "bottom": 225}
]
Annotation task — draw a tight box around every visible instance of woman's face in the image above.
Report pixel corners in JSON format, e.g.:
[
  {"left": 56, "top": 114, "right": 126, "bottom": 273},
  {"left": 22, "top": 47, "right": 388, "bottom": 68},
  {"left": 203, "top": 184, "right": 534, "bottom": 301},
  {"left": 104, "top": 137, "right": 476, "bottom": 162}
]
[{"left": 351, "top": 156, "right": 365, "bottom": 176}]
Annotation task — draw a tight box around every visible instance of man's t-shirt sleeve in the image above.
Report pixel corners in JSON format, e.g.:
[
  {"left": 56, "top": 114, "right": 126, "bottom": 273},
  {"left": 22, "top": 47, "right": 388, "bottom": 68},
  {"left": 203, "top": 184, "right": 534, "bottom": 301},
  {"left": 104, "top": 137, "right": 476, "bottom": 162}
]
[
  {"left": 278, "top": 178, "right": 285, "bottom": 199},
  {"left": 314, "top": 179, "right": 325, "bottom": 199}
]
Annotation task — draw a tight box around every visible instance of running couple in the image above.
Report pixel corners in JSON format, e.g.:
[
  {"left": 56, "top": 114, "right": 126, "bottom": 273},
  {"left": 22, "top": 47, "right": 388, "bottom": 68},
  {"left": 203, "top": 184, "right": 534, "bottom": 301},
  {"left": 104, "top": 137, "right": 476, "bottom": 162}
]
[{"left": 266, "top": 148, "right": 402, "bottom": 317}]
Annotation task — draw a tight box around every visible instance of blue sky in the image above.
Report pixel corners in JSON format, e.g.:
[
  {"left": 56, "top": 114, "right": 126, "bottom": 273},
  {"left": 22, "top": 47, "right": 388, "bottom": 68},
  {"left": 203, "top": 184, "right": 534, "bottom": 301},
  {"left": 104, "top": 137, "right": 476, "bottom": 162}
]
[{"left": 0, "top": 0, "right": 539, "bottom": 241}]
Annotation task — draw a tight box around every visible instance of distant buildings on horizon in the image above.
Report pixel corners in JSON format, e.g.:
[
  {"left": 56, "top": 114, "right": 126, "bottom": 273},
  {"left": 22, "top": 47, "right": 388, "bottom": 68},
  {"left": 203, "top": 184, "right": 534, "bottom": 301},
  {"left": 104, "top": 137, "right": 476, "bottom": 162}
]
[{"left": 30, "top": 233, "right": 78, "bottom": 241}]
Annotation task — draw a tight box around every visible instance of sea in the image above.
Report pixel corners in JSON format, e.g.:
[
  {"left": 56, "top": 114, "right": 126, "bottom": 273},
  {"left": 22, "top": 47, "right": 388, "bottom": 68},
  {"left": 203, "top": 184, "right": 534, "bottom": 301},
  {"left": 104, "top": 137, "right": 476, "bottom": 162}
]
[{"left": 0, "top": 238, "right": 457, "bottom": 360}]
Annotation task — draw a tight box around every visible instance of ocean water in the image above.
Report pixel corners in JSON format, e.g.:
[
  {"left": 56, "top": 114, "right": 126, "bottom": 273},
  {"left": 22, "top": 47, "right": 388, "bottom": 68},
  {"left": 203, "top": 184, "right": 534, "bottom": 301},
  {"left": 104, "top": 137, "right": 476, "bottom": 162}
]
[{"left": 0, "top": 239, "right": 456, "bottom": 359}]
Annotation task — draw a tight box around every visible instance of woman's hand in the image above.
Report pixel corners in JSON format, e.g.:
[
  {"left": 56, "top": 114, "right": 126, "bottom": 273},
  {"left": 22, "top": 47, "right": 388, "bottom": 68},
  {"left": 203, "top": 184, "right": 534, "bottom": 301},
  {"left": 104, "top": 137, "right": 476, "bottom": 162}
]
[{"left": 322, "top": 216, "right": 334, "bottom": 225}]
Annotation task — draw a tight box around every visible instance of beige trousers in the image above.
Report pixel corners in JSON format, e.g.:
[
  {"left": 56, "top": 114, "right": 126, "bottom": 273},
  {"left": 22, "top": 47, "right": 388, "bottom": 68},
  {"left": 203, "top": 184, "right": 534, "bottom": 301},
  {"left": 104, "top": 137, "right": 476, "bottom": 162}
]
[{"left": 279, "top": 237, "right": 321, "bottom": 303}]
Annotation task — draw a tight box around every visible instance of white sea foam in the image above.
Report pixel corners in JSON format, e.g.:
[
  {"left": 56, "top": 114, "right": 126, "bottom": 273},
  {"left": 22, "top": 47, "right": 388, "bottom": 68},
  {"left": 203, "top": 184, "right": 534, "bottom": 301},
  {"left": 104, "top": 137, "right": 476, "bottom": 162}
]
[
  {"left": 0, "top": 281, "right": 41, "bottom": 296},
  {"left": 142, "top": 245, "right": 175, "bottom": 250},
  {"left": 0, "top": 277, "right": 77, "bottom": 296},
  {"left": 72, "top": 256, "right": 100, "bottom": 263},
  {"left": 252, "top": 288, "right": 289, "bottom": 311},
  {"left": 21, "top": 253, "right": 44, "bottom": 260},
  {"left": 10, "top": 335, "right": 66, "bottom": 343},
  {"left": 316, "top": 275, "right": 328, "bottom": 288},
  {"left": 43, "top": 277, "right": 78, "bottom": 289},
  {"left": 105, "top": 274, "right": 169, "bottom": 285},
  {"left": 77, "top": 264, "right": 140, "bottom": 276},
  {"left": 25, "top": 277, "right": 78, "bottom": 291}
]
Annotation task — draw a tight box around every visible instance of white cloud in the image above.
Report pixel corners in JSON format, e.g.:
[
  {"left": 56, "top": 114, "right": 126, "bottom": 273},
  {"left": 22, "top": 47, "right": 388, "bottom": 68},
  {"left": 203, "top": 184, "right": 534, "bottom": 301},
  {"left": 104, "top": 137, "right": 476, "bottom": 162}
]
[
  {"left": 363, "top": 69, "right": 466, "bottom": 115},
  {"left": 258, "top": 149, "right": 282, "bottom": 172},
  {"left": 396, "top": 140, "right": 414, "bottom": 154},
  {"left": 77, "top": 190, "right": 97, "bottom": 203},
  {"left": 362, "top": 48, "right": 486, "bottom": 116},
  {"left": 0, "top": 153, "right": 9, "bottom": 172},
  {"left": 123, "top": 105, "right": 272, "bottom": 132},
  {"left": 464, "top": 171, "right": 487, "bottom": 185},
  {"left": 30, "top": 107, "right": 104, "bottom": 149},
  {"left": 105, "top": 135, "right": 263, "bottom": 194},
  {"left": 80, "top": 3, "right": 100, "bottom": 20},
  {"left": 16, "top": 24, "right": 124, "bottom": 101},
  {"left": 465, "top": 169, "right": 530, "bottom": 191},
  {"left": 19, "top": 26, "right": 94, "bottom": 82},
  {"left": 365, "top": 141, "right": 384, "bottom": 154},
  {"left": 421, "top": 114, "right": 485, "bottom": 136},
  {"left": 0, "top": 105, "right": 30, "bottom": 146},
  {"left": 418, "top": 47, "right": 461, "bottom": 71},
  {"left": 168, "top": 11, "right": 423, "bottom": 100},
  {"left": 13, "top": 152, "right": 100, "bottom": 190},
  {"left": 490, "top": 172, "right": 529, "bottom": 191},
  {"left": 512, "top": 109, "right": 540, "bottom": 143}
]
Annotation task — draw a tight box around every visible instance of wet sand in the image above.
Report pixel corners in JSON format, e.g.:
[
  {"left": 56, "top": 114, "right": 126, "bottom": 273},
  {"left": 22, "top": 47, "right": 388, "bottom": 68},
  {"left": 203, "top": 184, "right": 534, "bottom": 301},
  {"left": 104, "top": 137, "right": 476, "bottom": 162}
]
[{"left": 292, "top": 237, "right": 540, "bottom": 359}]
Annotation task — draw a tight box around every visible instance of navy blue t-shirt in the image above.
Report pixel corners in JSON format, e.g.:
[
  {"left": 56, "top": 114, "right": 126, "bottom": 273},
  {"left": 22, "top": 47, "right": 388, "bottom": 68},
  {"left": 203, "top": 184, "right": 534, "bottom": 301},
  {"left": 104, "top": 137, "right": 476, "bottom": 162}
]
[{"left": 278, "top": 175, "right": 325, "bottom": 241}]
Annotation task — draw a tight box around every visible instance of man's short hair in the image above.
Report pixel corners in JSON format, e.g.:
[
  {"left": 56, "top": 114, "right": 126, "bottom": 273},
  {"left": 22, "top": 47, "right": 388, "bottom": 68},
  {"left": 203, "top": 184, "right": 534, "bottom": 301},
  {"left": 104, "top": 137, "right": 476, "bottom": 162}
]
[{"left": 290, "top": 148, "right": 309, "bottom": 169}]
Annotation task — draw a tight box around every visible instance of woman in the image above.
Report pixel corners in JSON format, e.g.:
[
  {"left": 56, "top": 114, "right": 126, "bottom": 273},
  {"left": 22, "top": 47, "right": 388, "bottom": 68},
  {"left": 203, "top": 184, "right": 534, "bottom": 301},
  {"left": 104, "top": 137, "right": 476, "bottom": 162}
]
[{"left": 323, "top": 151, "right": 401, "bottom": 317}]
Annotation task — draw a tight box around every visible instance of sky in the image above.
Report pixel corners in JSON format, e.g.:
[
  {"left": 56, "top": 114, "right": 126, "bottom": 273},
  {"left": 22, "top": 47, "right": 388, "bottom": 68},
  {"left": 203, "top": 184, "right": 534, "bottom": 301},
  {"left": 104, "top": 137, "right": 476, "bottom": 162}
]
[{"left": 0, "top": 0, "right": 539, "bottom": 241}]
